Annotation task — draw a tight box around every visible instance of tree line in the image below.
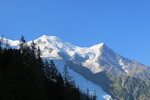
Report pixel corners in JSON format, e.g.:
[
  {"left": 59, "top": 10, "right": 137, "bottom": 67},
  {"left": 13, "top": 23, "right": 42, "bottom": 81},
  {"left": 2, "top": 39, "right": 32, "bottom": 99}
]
[{"left": 0, "top": 36, "right": 96, "bottom": 100}]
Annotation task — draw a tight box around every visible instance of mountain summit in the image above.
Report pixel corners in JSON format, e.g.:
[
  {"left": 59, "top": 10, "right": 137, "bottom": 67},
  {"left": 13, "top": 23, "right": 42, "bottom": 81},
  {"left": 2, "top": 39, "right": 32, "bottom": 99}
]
[{"left": 4, "top": 35, "right": 149, "bottom": 80}]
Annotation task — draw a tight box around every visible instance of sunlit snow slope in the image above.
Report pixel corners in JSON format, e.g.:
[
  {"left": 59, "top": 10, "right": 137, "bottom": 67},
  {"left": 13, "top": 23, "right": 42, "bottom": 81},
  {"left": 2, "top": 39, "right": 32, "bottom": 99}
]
[
  {"left": 53, "top": 60, "right": 111, "bottom": 100},
  {"left": 31, "top": 35, "right": 147, "bottom": 76}
]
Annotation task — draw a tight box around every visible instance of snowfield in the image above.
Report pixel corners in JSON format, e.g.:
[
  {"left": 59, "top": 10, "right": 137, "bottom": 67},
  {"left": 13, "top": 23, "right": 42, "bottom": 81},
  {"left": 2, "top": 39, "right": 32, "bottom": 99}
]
[{"left": 53, "top": 60, "right": 112, "bottom": 100}]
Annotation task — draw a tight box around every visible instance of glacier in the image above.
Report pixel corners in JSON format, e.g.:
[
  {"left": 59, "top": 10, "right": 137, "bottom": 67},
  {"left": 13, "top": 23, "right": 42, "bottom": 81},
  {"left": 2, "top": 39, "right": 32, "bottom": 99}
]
[{"left": 53, "top": 60, "right": 111, "bottom": 100}]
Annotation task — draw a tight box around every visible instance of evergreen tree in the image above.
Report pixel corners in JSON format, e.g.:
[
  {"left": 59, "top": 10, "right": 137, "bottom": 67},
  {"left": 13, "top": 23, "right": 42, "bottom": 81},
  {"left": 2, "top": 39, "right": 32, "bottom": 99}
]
[
  {"left": 19, "top": 35, "right": 27, "bottom": 53},
  {"left": 30, "top": 40, "right": 36, "bottom": 57},
  {"left": 86, "top": 89, "right": 90, "bottom": 100},
  {"left": 37, "top": 46, "right": 41, "bottom": 58},
  {"left": 0, "top": 35, "right": 3, "bottom": 68},
  {"left": 37, "top": 46, "right": 43, "bottom": 70},
  {"left": 0, "top": 35, "right": 4, "bottom": 54},
  {"left": 63, "top": 65, "right": 75, "bottom": 86},
  {"left": 5, "top": 39, "right": 10, "bottom": 50},
  {"left": 49, "top": 60, "right": 58, "bottom": 79},
  {"left": 56, "top": 73, "right": 65, "bottom": 100},
  {"left": 43, "top": 60, "right": 52, "bottom": 80},
  {"left": 92, "top": 92, "right": 97, "bottom": 100}
]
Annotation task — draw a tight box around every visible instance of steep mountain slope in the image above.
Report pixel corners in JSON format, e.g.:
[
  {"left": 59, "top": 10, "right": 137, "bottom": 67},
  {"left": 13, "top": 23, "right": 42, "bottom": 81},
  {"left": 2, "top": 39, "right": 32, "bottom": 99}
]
[
  {"left": 3, "top": 35, "right": 150, "bottom": 80},
  {"left": 23, "top": 35, "right": 149, "bottom": 80},
  {"left": 3, "top": 35, "right": 150, "bottom": 99},
  {"left": 53, "top": 60, "right": 111, "bottom": 100}
]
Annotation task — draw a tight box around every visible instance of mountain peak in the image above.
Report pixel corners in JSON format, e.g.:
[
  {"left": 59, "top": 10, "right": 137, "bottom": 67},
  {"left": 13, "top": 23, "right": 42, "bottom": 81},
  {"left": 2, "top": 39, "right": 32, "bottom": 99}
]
[
  {"left": 40, "top": 35, "right": 60, "bottom": 40},
  {"left": 96, "top": 42, "right": 105, "bottom": 47},
  {"left": 90, "top": 42, "right": 105, "bottom": 50}
]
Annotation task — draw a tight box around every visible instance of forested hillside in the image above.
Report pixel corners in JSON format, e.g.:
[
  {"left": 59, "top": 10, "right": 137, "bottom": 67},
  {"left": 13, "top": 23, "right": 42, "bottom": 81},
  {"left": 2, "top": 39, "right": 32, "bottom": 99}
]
[{"left": 0, "top": 36, "right": 96, "bottom": 100}]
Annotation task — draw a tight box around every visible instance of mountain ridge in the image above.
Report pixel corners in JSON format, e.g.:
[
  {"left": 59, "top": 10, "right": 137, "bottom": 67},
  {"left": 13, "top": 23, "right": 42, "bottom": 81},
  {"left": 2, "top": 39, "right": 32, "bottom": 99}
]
[{"left": 2, "top": 35, "right": 149, "bottom": 79}]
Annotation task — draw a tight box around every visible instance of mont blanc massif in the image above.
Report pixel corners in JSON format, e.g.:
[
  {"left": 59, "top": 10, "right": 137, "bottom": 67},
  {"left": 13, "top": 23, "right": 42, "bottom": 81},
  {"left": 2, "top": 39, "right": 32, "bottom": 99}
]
[{"left": 2, "top": 35, "right": 150, "bottom": 100}]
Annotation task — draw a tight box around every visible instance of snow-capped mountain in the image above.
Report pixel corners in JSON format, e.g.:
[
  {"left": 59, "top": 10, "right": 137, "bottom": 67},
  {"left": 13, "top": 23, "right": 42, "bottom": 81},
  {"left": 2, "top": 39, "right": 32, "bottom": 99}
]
[
  {"left": 0, "top": 37, "right": 19, "bottom": 48},
  {"left": 3, "top": 35, "right": 150, "bottom": 79},
  {"left": 3, "top": 35, "right": 150, "bottom": 99},
  {"left": 25, "top": 35, "right": 148, "bottom": 77}
]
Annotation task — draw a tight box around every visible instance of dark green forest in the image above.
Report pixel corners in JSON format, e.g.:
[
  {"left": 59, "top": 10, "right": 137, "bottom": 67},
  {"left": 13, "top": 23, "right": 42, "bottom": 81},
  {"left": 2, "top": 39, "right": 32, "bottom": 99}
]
[{"left": 0, "top": 36, "right": 96, "bottom": 100}]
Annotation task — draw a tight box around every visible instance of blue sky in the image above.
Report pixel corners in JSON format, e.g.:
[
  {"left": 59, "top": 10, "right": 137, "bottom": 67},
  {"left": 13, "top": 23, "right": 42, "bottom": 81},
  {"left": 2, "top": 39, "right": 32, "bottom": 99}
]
[{"left": 0, "top": 0, "right": 150, "bottom": 66}]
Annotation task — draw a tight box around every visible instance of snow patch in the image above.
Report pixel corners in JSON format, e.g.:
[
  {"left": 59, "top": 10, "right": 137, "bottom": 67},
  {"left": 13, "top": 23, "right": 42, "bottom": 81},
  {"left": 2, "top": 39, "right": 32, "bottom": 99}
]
[
  {"left": 119, "top": 60, "right": 129, "bottom": 73},
  {"left": 103, "top": 95, "right": 112, "bottom": 100}
]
